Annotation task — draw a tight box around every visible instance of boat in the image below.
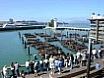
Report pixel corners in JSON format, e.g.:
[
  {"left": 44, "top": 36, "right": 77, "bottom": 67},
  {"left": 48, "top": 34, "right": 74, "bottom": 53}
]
[{"left": 0, "top": 23, "right": 47, "bottom": 31}]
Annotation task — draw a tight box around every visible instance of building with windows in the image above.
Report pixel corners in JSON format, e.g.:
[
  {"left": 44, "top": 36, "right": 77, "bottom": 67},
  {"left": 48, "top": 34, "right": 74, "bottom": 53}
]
[{"left": 89, "top": 13, "right": 104, "bottom": 42}]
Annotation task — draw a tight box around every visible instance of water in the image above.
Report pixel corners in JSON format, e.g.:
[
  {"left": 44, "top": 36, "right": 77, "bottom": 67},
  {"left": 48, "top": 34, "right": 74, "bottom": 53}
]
[
  {"left": 0, "top": 27, "right": 89, "bottom": 69},
  {"left": 0, "top": 29, "right": 44, "bottom": 69}
]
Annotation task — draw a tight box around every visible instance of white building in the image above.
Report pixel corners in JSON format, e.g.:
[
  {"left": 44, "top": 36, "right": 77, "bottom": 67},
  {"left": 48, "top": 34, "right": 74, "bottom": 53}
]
[{"left": 89, "top": 13, "right": 104, "bottom": 42}]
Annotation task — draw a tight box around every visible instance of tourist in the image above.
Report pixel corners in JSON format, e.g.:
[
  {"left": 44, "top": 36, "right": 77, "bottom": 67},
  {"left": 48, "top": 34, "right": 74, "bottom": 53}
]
[
  {"left": 3, "top": 65, "right": 7, "bottom": 78},
  {"left": 43, "top": 57, "right": 49, "bottom": 71},
  {"left": 1, "top": 70, "right": 4, "bottom": 78},
  {"left": 14, "top": 62, "right": 20, "bottom": 76},
  {"left": 98, "top": 48, "right": 102, "bottom": 58},
  {"left": 68, "top": 56, "right": 72, "bottom": 70},
  {"left": 61, "top": 55, "right": 65, "bottom": 68},
  {"left": 92, "top": 48, "right": 97, "bottom": 60},
  {"left": 33, "top": 54, "right": 39, "bottom": 72},
  {"left": 58, "top": 57, "right": 62, "bottom": 74},
  {"left": 49, "top": 55, "right": 55, "bottom": 73},
  {"left": 10, "top": 62, "right": 15, "bottom": 77},
  {"left": 25, "top": 60, "right": 30, "bottom": 74},
  {"left": 76, "top": 50, "right": 82, "bottom": 64},
  {"left": 34, "top": 60, "right": 39, "bottom": 77},
  {"left": 45, "top": 53, "right": 48, "bottom": 59},
  {"left": 74, "top": 55, "right": 78, "bottom": 65},
  {"left": 95, "top": 62, "right": 101, "bottom": 70},
  {"left": 54, "top": 57, "right": 59, "bottom": 71},
  {"left": 64, "top": 57, "right": 68, "bottom": 68},
  {"left": 81, "top": 52, "right": 86, "bottom": 66},
  {"left": 70, "top": 54, "right": 74, "bottom": 69},
  {"left": 29, "top": 60, "right": 34, "bottom": 74},
  {"left": 39, "top": 59, "right": 43, "bottom": 72},
  {"left": 34, "top": 60, "right": 39, "bottom": 73}
]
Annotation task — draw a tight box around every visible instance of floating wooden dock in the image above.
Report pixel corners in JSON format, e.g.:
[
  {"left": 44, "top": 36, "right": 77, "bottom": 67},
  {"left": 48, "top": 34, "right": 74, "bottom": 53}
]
[{"left": 22, "top": 33, "right": 64, "bottom": 57}]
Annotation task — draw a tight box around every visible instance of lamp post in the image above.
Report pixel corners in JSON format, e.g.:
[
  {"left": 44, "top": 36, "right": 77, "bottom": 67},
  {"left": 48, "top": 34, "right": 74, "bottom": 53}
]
[
  {"left": 87, "top": 38, "right": 92, "bottom": 78},
  {"left": 61, "top": 30, "right": 63, "bottom": 41}
]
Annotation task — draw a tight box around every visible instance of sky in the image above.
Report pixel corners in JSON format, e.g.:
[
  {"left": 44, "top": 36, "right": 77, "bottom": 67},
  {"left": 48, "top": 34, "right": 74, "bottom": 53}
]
[{"left": 0, "top": 0, "right": 104, "bottom": 22}]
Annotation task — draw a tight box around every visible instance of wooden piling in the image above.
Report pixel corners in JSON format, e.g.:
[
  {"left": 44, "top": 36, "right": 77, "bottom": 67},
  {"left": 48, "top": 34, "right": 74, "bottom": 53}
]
[
  {"left": 28, "top": 45, "right": 31, "bottom": 55},
  {"left": 18, "top": 32, "right": 21, "bottom": 38},
  {"left": 22, "top": 36, "right": 24, "bottom": 44},
  {"left": 24, "top": 41, "right": 27, "bottom": 49}
]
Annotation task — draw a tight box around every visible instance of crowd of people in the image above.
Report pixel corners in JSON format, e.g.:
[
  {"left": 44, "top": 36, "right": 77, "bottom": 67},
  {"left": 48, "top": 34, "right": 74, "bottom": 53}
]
[
  {"left": 1, "top": 46, "right": 104, "bottom": 78},
  {"left": 1, "top": 62, "right": 23, "bottom": 78}
]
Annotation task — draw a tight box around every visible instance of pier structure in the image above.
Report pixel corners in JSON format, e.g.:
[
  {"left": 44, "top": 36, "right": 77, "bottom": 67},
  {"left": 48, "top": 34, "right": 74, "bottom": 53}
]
[
  {"left": 0, "top": 57, "right": 104, "bottom": 78},
  {"left": 1, "top": 18, "right": 90, "bottom": 32},
  {"left": 46, "top": 24, "right": 90, "bottom": 31},
  {"left": 46, "top": 18, "right": 90, "bottom": 31},
  {"left": 45, "top": 27, "right": 90, "bottom": 31},
  {"left": 56, "top": 26, "right": 90, "bottom": 31},
  {"left": 21, "top": 32, "right": 68, "bottom": 58},
  {"left": 21, "top": 33, "right": 39, "bottom": 55}
]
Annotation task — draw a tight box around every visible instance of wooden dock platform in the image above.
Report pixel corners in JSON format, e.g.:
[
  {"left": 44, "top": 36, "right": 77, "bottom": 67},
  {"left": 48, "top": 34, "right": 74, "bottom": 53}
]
[{"left": 24, "top": 58, "right": 104, "bottom": 78}]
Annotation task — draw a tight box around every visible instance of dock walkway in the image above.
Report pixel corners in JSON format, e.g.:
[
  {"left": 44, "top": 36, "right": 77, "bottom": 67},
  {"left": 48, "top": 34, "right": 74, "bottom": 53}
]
[
  {"left": 0, "top": 56, "right": 104, "bottom": 78},
  {"left": 24, "top": 58, "right": 104, "bottom": 78}
]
